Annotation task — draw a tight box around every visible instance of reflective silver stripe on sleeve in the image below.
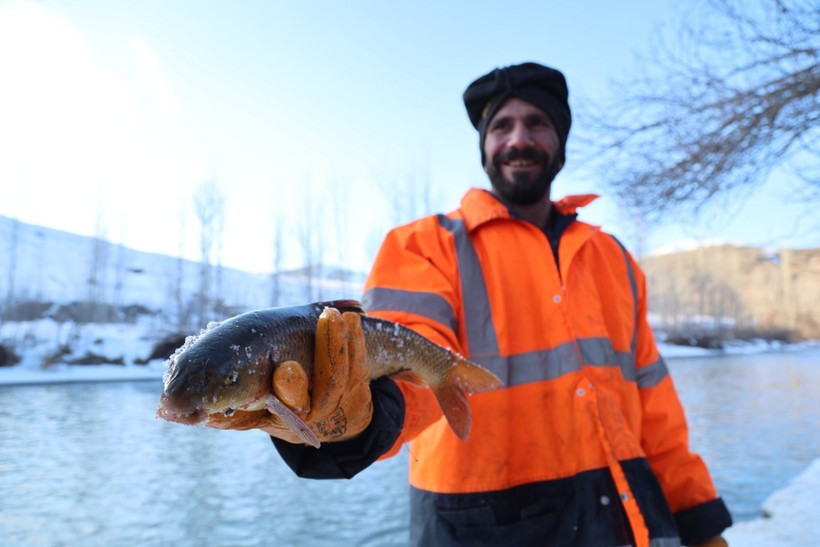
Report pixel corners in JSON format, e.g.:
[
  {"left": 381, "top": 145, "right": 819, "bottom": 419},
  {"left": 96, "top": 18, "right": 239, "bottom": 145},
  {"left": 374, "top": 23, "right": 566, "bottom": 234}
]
[
  {"left": 650, "top": 536, "right": 682, "bottom": 547},
  {"left": 610, "top": 235, "right": 639, "bottom": 381},
  {"left": 437, "top": 215, "right": 500, "bottom": 361},
  {"left": 362, "top": 287, "right": 458, "bottom": 333},
  {"left": 636, "top": 356, "right": 669, "bottom": 388}
]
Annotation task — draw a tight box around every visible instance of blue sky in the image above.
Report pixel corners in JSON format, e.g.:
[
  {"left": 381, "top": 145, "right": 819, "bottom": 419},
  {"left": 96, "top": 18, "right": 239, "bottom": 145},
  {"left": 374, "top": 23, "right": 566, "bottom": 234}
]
[{"left": 1, "top": 0, "right": 815, "bottom": 273}]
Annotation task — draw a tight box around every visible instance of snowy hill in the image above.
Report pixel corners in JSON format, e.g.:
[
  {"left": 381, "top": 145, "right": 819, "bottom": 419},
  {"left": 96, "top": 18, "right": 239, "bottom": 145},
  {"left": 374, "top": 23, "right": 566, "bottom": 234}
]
[{"left": 0, "top": 214, "right": 365, "bottom": 372}]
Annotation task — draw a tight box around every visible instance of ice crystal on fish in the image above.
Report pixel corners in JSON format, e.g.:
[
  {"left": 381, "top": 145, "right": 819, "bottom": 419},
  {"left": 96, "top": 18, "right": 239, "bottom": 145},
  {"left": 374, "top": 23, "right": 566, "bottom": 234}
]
[{"left": 269, "top": 347, "right": 281, "bottom": 362}]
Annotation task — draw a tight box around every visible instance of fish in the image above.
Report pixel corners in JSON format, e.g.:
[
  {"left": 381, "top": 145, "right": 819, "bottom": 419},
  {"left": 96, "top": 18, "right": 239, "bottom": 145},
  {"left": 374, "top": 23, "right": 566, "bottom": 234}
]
[{"left": 156, "top": 299, "right": 502, "bottom": 447}]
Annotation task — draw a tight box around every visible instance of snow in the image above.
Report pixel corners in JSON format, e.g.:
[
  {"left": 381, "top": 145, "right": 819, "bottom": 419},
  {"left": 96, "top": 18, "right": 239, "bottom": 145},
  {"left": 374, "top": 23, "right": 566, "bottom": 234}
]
[
  {"left": 723, "top": 458, "right": 820, "bottom": 545},
  {"left": 657, "top": 339, "right": 819, "bottom": 359}
]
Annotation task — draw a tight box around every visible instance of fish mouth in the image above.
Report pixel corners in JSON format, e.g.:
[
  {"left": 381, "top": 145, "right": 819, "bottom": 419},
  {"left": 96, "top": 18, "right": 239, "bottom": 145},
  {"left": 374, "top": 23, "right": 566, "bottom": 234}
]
[
  {"left": 156, "top": 395, "right": 209, "bottom": 425},
  {"left": 157, "top": 391, "right": 257, "bottom": 425},
  {"left": 156, "top": 405, "right": 207, "bottom": 425}
]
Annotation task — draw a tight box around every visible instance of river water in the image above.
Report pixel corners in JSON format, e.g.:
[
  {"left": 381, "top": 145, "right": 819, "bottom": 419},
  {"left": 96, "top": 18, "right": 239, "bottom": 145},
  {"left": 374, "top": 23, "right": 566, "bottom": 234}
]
[{"left": 1, "top": 348, "right": 818, "bottom": 546}]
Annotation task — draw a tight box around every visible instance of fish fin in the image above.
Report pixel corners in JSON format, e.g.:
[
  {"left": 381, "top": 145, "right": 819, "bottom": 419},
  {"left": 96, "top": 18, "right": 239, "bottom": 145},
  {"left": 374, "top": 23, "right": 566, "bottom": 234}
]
[
  {"left": 320, "top": 299, "right": 365, "bottom": 315},
  {"left": 432, "top": 356, "right": 504, "bottom": 441},
  {"left": 450, "top": 354, "right": 504, "bottom": 393},
  {"left": 431, "top": 380, "right": 471, "bottom": 441},
  {"left": 265, "top": 394, "right": 321, "bottom": 448},
  {"left": 391, "top": 370, "right": 426, "bottom": 387}
]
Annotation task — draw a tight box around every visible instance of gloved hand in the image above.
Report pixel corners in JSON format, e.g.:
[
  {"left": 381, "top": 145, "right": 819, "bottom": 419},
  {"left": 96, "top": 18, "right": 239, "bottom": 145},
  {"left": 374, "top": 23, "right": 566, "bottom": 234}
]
[
  {"left": 691, "top": 536, "right": 728, "bottom": 547},
  {"left": 204, "top": 307, "right": 373, "bottom": 444}
]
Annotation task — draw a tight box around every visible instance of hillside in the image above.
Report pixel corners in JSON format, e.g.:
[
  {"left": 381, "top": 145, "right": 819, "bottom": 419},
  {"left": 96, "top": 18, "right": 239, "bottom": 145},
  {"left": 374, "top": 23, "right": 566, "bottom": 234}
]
[
  {"left": 641, "top": 244, "right": 820, "bottom": 341},
  {"left": 0, "top": 214, "right": 365, "bottom": 313},
  {"left": 0, "top": 214, "right": 365, "bottom": 369}
]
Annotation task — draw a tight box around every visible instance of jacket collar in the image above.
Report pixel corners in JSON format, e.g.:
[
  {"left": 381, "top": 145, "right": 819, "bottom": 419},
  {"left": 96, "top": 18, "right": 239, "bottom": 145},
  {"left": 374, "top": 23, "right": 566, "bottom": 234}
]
[{"left": 459, "top": 188, "right": 599, "bottom": 232}]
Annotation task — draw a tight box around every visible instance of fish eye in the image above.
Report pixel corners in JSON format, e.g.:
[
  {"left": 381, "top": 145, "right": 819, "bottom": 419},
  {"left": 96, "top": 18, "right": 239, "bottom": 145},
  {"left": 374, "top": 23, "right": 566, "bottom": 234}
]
[{"left": 225, "top": 371, "right": 239, "bottom": 385}]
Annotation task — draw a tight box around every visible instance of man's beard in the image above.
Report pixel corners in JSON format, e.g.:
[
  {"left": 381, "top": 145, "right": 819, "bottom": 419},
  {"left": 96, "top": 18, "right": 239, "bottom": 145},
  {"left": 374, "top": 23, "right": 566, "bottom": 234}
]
[{"left": 486, "top": 147, "right": 562, "bottom": 206}]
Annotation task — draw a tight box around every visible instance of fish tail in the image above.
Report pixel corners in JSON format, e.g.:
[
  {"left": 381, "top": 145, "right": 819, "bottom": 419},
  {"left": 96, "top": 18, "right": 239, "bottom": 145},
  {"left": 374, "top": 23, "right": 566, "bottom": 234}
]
[{"left": 432, "top": 354, "right": 503, "bottom": 441}]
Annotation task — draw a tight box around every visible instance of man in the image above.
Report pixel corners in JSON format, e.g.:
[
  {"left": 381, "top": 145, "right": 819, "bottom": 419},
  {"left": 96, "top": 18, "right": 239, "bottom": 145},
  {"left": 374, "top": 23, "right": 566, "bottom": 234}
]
[{"left": 224, "top": 62, "right": 733, "bottom": 545}]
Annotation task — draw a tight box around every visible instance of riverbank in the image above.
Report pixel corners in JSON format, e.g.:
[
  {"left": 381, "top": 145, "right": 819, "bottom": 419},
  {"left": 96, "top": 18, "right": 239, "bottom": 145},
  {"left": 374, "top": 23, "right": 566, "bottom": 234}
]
[
  {"left": 723, "top": 458, "right": 820, "bottom": 545},
  {"left": 0, "top": 361, "right": 165, "bottom": 385}
]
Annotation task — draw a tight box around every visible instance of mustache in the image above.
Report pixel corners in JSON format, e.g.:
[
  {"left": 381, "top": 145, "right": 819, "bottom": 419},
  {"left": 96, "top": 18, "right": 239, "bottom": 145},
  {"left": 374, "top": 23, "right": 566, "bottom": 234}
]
[{"left": 494, "top": 147, "right": 551, "bottom": 164}]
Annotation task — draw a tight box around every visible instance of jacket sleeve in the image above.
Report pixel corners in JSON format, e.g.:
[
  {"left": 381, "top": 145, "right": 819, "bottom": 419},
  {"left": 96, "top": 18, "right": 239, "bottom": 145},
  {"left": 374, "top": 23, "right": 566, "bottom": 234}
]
[
  {"left": 361, "top": 217, "right": 468, "bottom": 459},
  {"left": 631, "top": 257, "right": 732, "bottom": 543},
  {"left": 271, "top": 377, "right": 404, "bottom": 479}
]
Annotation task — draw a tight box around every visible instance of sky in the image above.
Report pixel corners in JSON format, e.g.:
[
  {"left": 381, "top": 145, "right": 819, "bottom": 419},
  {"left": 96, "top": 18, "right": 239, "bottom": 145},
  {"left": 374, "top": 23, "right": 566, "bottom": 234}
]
[{"left": 1, "top": 0, "right": 816, "bottom": 274}]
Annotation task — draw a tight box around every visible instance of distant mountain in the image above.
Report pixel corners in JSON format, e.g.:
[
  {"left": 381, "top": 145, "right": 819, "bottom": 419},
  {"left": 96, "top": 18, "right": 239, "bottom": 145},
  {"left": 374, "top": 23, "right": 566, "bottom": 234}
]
[
  {"left": 640, "top": 243, "right": 820, "bottom": 341},
  {"left": 0, "top": 214, "right": 366, "bottom": 316},
  {"left": 0, "top": 215, "right": 368, "bottom": 370}
]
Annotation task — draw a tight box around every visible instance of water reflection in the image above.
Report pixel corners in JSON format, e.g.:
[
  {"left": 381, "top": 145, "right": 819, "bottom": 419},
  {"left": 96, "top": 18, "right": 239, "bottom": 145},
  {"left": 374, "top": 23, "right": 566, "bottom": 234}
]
[
  {"left": 0, "top": 348, "right": 818, "bottom": 544},
  {"left": 0, "top": 381, "right": 409, "bottom": 546},
  {"left": 668, "top": 349, "right": 820, "bottom": 521}
]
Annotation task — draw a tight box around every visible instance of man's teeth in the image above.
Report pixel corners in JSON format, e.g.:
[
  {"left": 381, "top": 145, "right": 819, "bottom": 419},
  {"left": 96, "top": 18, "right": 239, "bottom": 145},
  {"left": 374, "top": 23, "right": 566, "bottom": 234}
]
[{"left": 507, "top": 160, "right": 536, "bottom": 166}]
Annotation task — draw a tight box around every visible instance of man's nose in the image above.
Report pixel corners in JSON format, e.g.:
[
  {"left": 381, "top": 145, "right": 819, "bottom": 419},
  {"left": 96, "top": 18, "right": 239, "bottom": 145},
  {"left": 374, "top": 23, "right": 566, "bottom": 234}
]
[{"left": 507, "top": 123, "right": 533, "bottom": 147}]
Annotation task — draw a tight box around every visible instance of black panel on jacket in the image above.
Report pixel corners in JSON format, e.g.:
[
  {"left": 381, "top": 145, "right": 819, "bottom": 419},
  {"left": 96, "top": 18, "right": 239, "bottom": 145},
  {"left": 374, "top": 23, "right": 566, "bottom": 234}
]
[{"left": 674, "top": 496, "right": 733, "bottom": 545}]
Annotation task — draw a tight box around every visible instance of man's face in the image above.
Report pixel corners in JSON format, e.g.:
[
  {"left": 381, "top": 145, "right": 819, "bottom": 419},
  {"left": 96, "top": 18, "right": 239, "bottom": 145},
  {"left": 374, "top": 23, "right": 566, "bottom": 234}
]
[{"left": 483, "top": 97, "right": 564, "bottom": 206}]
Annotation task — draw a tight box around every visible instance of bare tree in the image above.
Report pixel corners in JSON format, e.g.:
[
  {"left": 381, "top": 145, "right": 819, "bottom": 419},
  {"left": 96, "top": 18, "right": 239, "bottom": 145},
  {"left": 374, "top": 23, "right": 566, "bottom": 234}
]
[
  {"left": 164, "top": 201, "right": 190, "bottom": 331},
  {"left": 579, "top": 0, "right": 819, "bottom": 219},
  {"left": 296, "top": 178, "right": 322, "bottom": 301},
  {"left": 4, "top": 217, "right": 19, "bottom": 316},
  {"left": 270, "top": 213, "right": 284, "bottom": 307},
  {"left": 380, "top": 157, "right": 439, "bottom": 227},
  {"left": 193, "top": 179, "right": 226, "bottom": 325},
  {"left": 328, "top": 176, "right": 350, "bottom": 285},
  {"left": 87, "top": 209, "right": 110, "bottom": 322},
  {"left": 34, "top": 230, "right": 45, "bottom": 302},
  {"left": 111, "top": 225, "right": 126, "bottom": 319}
]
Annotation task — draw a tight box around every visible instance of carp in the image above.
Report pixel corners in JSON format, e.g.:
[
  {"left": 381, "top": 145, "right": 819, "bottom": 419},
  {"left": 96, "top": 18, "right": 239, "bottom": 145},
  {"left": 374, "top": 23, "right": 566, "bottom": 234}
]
[{"left": 156, "top": 300, "right": 502, "bottom": 447}]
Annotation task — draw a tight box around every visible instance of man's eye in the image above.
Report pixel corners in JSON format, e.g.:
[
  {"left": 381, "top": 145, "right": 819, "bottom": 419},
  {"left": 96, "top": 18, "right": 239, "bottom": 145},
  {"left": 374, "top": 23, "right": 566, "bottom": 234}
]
[{"left": 531, "top": 117, "right": 553, "bottom": 129}]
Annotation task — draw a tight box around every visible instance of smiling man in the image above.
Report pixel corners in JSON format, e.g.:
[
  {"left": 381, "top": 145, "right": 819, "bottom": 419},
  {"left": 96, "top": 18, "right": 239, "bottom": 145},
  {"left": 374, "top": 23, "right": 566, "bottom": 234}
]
[
  {"left": 468, "top": 64, "right": 569, "bottom": 229},
  {"left": 263, "top": 62, "right": 733, "bottom": 546}
]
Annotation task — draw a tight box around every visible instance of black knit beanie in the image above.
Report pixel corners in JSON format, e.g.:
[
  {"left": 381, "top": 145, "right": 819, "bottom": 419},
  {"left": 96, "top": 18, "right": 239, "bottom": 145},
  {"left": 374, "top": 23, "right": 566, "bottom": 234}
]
[{"left": 463, "top": 62, "right": 571, "bottom": 166}]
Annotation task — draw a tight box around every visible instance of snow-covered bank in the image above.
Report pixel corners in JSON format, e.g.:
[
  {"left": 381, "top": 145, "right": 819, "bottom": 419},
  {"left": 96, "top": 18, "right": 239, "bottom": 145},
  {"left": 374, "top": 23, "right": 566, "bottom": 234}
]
[
  {"left": 724, "top": 458, "right": 820, "bottom": 545},
  {"left": 0, "top": 361, "right": 165, "bottom": 386},
  {"left": 657, "top": 339, "right": 820, "bottom": 359}
]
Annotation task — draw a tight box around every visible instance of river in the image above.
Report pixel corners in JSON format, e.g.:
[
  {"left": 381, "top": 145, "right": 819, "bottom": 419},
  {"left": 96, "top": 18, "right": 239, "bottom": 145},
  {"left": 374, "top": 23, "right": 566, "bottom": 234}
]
[{"left": 1, "top": 348, "right": 818, "bottom": 546}]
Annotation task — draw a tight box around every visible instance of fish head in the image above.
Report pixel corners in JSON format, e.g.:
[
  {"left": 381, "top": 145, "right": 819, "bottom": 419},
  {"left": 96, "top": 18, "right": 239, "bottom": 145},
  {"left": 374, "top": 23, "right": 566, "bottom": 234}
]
[{"left": 156, "top": 327, "right": 275, "bottom": 425}]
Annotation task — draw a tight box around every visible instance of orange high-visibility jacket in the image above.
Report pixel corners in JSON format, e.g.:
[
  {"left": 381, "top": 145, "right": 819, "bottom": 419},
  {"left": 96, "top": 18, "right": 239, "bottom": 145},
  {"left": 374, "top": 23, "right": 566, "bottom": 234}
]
[{"left": 362, "top": 188, "right": 731, "bottom": 546}]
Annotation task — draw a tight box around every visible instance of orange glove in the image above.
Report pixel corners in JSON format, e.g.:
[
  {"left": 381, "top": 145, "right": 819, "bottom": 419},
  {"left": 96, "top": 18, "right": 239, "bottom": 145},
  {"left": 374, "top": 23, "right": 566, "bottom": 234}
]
[
  {"left": 691, "top": 536, "right": 728, "bottom": 547},
  {"left": 205, "top": 307, "right": 373, "bottom": 445}
]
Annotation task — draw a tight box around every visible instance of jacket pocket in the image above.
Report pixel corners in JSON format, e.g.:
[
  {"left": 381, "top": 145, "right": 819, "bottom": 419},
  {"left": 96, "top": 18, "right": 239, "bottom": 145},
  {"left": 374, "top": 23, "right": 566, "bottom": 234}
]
[{"left": 437, "top": 495, "right": 574, "bottom": 546}]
